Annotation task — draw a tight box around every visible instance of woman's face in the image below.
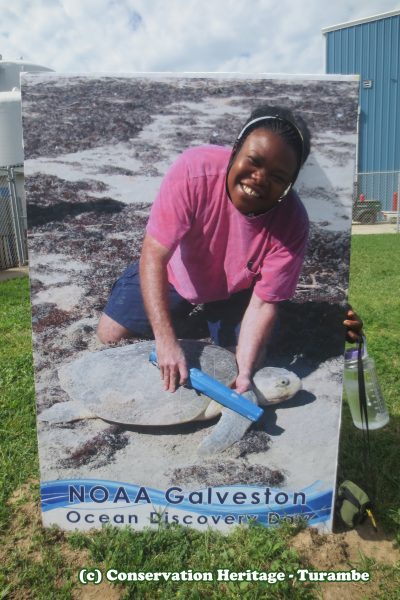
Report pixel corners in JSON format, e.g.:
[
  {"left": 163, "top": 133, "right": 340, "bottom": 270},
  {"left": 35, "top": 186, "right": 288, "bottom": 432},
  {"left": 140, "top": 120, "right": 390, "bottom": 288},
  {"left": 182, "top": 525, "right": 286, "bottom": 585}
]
[{"left": 227, "top": 128, "right": 298, "bottom": 215}]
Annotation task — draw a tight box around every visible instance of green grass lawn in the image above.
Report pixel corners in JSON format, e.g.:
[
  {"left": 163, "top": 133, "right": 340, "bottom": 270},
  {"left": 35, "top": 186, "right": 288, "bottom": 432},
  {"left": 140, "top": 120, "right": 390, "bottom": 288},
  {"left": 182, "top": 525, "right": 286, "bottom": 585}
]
[
  {"left": 338, "top": 235, "right": 400, "bottom": 535},
  {"left": 0, "top": 277, "right": 37, "bottom": 526},
  {"left": 0, "top": 234, "right": 399, "bottom": 599}
]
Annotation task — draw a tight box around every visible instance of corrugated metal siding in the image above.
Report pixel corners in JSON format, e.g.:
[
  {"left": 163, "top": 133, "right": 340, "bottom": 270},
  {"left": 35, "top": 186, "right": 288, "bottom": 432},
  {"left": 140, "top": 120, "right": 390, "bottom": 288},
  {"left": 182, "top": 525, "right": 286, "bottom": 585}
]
[{"left": 325, "top": 14, "right": 400, "bottom": 174}]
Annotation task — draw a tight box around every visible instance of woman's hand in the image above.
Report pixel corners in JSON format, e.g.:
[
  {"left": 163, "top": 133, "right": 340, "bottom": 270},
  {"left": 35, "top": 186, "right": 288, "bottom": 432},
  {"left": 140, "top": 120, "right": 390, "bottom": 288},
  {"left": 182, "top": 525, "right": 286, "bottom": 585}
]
[
  {"left": 344, "top": 308, "right": 364, "bottom": 343},
  {"left": 233, "top": 373, "right": 253, "bottom": 395},
  {"left": 155, "top": 338, "right": 188, "bottom": 393}
]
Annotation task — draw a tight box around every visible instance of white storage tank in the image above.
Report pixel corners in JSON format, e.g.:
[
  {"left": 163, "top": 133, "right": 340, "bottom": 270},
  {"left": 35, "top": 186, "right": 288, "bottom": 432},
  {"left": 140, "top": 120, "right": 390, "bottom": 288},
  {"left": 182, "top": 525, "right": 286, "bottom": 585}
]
[
  {"left": 0, "top": 58, "right": 53, "bottom": 268},
  {"left": 0, "top": 59, "right": 53, "bottom": 92},
  {"left": 0, "top": 90, "right": 24, "bottom": 167},
  {"left": 0, "top": 58, "right": 53, "bottom": 166}
]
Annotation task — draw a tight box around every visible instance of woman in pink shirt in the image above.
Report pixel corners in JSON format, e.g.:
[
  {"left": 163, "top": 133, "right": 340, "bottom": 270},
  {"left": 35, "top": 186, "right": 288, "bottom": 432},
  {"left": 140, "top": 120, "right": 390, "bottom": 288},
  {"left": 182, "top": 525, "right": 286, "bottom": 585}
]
[{"left": 98, "top": 105, "right": 361, "bottom": 393}]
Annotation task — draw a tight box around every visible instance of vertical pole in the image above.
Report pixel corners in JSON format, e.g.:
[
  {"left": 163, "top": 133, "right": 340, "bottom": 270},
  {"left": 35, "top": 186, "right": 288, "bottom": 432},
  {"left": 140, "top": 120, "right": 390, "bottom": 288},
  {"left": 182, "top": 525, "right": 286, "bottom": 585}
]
[
  {"left": 7, "top": 167, "right": 27, "bottom": 265},
  {"left": 397, "top": 173, "right": 400, "bottom": 234}
]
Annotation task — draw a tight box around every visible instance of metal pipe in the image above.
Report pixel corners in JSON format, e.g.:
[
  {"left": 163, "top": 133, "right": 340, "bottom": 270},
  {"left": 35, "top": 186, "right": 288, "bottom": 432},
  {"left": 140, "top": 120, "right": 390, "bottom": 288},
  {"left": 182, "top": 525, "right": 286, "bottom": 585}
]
[{"left": 7, "top": 166, "right": 27, "bottom": 265}]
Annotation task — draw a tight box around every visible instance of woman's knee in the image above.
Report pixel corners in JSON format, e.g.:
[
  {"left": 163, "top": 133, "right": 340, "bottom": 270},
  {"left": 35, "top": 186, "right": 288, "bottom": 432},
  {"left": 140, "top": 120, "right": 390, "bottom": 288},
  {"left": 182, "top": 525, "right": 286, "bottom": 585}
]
[{"left": 97, "top": 313, "right": 133, "bottom": 344}]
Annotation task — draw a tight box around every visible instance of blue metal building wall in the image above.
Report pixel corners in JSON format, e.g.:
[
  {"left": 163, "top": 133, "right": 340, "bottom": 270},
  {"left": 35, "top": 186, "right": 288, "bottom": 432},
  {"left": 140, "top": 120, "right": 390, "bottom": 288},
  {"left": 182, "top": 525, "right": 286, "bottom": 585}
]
[{"left": 325, "top": 14, "right": 400, "bottom": 211}]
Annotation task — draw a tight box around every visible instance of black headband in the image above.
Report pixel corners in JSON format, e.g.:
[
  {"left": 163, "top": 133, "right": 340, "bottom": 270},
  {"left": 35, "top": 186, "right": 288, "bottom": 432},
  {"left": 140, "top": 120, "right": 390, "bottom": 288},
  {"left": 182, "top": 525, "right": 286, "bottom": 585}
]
[{"left": 236, "top": 115, "right": 305, "bottom": 168}]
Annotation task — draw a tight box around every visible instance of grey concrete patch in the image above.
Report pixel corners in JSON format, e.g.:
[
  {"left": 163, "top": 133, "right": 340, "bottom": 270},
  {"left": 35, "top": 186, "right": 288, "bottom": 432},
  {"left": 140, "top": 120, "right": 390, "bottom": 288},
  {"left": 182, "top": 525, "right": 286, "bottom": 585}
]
[
  {"left": 0, "top": 266, "right": 29, "bottom": 281},
  {"left": 352, "top": 223, "right": 399, "bottom": 235}
]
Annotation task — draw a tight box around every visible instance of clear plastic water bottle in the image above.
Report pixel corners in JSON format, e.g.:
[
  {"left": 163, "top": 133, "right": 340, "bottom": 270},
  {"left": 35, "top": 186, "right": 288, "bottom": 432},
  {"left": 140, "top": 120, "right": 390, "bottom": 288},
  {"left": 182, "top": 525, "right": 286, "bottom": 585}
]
[{"left": 343, "top": 338, "right": 389, "bottom": 430}]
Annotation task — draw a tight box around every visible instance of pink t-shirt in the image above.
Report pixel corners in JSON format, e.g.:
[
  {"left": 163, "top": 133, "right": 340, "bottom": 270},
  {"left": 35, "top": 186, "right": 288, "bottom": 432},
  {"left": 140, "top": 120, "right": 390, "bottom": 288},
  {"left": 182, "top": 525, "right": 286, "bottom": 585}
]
[{"left": 146, "top": 145, "right": 309, "bottom": 304}]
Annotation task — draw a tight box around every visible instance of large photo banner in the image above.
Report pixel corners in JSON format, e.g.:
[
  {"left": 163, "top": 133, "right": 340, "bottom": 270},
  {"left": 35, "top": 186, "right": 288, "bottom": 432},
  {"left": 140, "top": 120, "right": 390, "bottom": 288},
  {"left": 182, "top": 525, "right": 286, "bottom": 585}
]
[{"left": 22, "top": 73, "right": 359, "bottom": 532}]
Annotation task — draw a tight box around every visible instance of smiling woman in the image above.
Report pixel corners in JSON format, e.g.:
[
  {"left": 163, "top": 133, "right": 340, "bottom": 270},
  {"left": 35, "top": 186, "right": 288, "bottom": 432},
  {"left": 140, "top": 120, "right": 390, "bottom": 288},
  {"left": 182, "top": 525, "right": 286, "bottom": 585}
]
[
  {"left": 226, "top": 129, "right": 298, "bottom": 215},
  {"left": 98, "top": 104, "right": 312, "bottom": 394},
  {"left": 226, "top": 105, "right": 311, "bottom": 216}
]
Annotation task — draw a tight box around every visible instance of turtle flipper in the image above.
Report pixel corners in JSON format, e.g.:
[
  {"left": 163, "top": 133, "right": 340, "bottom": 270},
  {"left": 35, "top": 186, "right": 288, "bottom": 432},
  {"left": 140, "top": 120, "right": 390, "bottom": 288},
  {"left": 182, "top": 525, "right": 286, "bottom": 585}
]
[
  {"left": 38, "top": 401, "right": 95, "bottom": 423},
  {"left": 197, "top": 390, "right": 257, "bottom": 455}
]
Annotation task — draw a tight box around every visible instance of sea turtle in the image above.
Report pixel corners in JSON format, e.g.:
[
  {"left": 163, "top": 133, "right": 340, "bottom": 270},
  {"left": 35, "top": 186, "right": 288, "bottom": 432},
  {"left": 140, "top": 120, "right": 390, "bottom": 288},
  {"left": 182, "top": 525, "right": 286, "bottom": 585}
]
[{"left": 38, "top": 340, "right": 301, "bottom": 455}]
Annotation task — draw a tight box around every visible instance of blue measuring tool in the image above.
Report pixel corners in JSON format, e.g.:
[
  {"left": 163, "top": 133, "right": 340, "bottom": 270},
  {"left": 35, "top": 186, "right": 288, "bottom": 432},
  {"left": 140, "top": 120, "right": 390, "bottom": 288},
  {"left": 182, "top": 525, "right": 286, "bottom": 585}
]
[{"left": 149, "top": 351, "right": 263, "bottom": 422}]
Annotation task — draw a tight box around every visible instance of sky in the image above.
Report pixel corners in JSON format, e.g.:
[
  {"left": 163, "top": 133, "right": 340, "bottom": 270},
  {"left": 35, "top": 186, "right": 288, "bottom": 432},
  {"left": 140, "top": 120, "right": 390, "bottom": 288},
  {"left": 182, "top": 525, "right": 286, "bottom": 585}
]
[{"left": 1, "top": 0, "right": 400, "bottom": 74}]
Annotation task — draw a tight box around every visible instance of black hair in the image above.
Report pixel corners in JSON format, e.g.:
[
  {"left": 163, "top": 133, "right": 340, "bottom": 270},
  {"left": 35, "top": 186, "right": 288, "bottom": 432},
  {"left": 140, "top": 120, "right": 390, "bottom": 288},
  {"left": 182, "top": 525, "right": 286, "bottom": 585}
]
[{"left": 230, "top": 104, "right": 311, "bottom": 183}]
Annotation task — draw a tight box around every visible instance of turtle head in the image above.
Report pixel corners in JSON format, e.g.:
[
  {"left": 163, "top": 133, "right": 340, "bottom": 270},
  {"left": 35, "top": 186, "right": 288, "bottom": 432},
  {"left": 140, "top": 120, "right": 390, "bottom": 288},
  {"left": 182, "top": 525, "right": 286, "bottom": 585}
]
[{"left": 252, "top": 367, "right": 302, "bottom": 405}]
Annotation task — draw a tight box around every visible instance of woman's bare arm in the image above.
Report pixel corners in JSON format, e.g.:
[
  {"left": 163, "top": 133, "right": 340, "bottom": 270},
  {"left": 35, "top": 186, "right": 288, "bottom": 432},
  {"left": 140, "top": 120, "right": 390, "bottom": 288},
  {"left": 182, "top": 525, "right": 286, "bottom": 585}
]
[{"left": 139, "top": 233, "right": 188, "bottom": 392}]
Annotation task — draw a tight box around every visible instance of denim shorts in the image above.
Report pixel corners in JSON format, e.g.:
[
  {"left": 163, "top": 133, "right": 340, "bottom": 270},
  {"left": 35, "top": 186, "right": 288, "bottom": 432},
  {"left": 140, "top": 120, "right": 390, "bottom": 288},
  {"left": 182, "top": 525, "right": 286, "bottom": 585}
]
[{"left": 103, "top": 262, "right": 253, "bottom": 347}]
